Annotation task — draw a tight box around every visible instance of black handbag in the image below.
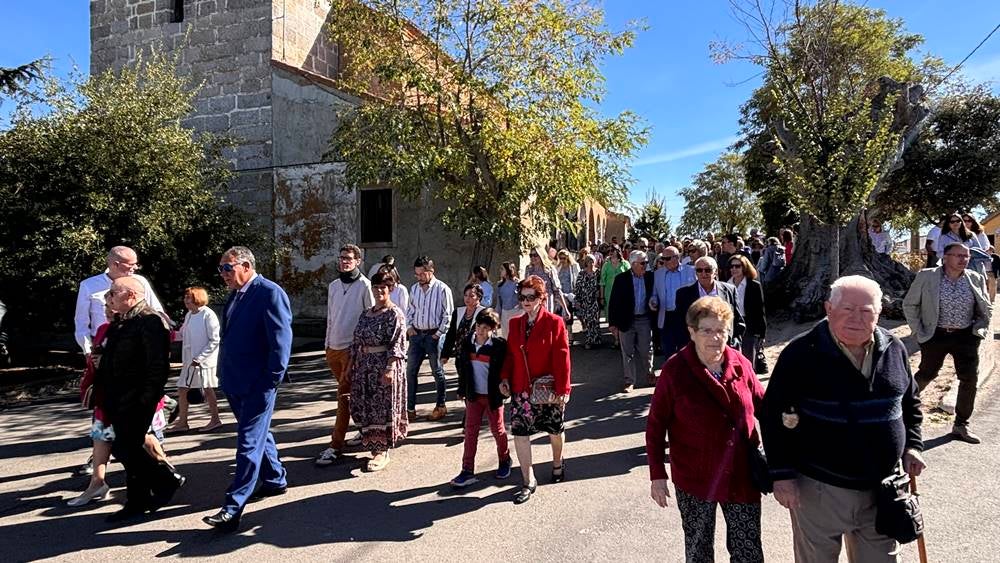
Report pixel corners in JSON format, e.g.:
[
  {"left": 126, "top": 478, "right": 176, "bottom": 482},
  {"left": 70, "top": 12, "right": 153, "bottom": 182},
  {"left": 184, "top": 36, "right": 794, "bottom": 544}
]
[
  {"left": 747, "top": 430, "right": 773, "bottom": 494},
  {"left": 754, "top": 346, "right": 768, "bottom": 374},
  {"left": 875, "top": 466, "right": 924, "bottom": 544},
  {"left": 187, "top": 387, "right": 205, "bottom": 405}
]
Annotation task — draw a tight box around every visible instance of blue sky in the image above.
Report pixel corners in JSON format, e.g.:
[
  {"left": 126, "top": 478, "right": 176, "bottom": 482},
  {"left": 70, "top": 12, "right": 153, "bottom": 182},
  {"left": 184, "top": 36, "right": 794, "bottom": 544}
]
[{"left": 2, "top": 1, "right": 999, "bottom": 226}]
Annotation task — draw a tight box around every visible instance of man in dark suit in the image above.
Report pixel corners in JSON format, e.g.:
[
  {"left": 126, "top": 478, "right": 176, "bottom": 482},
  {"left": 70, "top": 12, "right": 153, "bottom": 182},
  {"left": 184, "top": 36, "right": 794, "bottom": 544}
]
[
  {"left": 203, "top": 246, "right": 293, "bottom": 532},
  {"left": 100, "top": 277, "right": 184, "bottom": 523},
  {"left": 608, "top": 250, "right": 656, "bottom": 392},
  {"left": 674, "top": 256, "right": 746, "bottom": 350}
]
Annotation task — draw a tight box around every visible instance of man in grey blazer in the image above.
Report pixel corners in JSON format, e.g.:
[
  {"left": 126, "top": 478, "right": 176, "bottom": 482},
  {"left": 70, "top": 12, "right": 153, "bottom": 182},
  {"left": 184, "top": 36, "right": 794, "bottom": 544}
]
[{"left": 904, "top": 242, "right": 992, "bottom": 444}]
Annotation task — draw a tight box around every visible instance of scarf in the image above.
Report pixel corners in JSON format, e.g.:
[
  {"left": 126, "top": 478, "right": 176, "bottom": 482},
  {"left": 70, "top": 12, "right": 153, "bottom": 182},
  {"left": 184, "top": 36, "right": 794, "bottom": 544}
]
[{"left": 339, "top": 268, "right": 362, "bottom": 284}]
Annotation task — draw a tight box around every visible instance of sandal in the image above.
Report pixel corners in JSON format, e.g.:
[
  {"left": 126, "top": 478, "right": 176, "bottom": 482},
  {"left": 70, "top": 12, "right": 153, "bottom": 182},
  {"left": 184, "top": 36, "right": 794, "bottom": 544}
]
[
  {"left": 552, "top": 462, "right": 566, "bottom": 483},
  {"left": 367, "top": 452, "right": 390, "bottom": 472},
  {"left": 513, "top": 481, "right": 537, "bottom": 504}
]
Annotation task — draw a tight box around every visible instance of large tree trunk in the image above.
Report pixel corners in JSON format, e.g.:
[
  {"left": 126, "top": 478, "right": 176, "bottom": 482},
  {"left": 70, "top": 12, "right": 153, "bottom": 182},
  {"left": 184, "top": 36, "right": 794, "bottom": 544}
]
[
  {"left": 470, "top": 238, "right": 496, "bottom": 274},
  {"left": 775, "top": 213, "right": 915, "bottom": 321}
]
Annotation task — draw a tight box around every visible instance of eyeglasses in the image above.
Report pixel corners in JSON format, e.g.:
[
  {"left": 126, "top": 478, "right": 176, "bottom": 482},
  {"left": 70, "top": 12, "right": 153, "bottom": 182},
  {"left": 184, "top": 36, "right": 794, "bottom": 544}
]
[
  {"left": 695, "top": 268, "right": 714, "bottom": 273},
  {"left": 518, "top": 293, "right": 539, "bottom": 302},
  {"left": 662, "top": 255, "right": 677, "bottom": 261},
  {"left": 730, "top": 263, "right": 743, "bottom": 269},
  {"left": 693, "top": 327, "right": 728, "bottom": 338},
  {"left": 688, "top": 250, "right": 698, "bottom": 254},
  {"left": 115, "top": 260, "right": 141, "bottom": 271},
  {"left": 635, "top": 261, "right": 648, "bottom": 266},
  {"left": 529, "top": 253, "right": 539, "bottom": 258},
  {"left": 217, "top": 262, "right": 244, "bottom": 273},
  {"left": 949, "top": 219, "right": 962, "bottom": 224},
  {"left": 963, "top": 218, "right": 973, "bottom": 223}
]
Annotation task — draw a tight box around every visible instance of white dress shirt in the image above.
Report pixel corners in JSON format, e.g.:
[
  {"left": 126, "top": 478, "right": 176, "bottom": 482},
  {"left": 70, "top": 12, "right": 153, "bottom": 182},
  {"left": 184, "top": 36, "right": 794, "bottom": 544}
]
[
  {"left": 734, "top": 278, "right": 747, "bottom": 317},
  {"left": 74, "top": 271, "right": 163, "bottom": 354}
]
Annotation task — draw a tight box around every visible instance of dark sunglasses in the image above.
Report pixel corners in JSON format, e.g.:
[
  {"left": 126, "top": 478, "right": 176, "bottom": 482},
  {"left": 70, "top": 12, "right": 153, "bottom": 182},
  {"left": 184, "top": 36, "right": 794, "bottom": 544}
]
[
  {"left": 217, "top": 262, "right": 244, "bottom": 273},
  {"left": 529, "top": 253, "right": 540, "bottom": 258},
  {"left": 949, "top": 219, "right": 962, "bottom": 224},
  {"left": 662, "top": 255, "right": 677, "bottom": 261},
  {"left": 518, "top": 293, "right": 539, "bottom": 302},
  {"left": 730, "top": 263, "right": 743, "bottom": 269},
  {"left": 695, "top": 267, "right": 714, "bottom": 273}
]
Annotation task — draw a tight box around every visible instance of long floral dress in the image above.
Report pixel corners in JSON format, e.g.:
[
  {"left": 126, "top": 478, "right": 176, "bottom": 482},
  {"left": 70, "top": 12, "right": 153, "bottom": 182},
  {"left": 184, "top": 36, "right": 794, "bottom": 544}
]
[
  {"left": 574, "top": 270, "right": 601, "bottom": 346},
  {"left": 349, "top": 305, "right": 408, "bottom": 455}
]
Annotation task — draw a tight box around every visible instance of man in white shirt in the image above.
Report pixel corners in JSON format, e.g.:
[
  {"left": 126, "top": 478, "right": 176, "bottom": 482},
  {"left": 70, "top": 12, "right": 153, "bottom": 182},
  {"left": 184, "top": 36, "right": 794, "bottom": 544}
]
[
  {"left": 74, "top": 246, "right": 163, "bottom": 355},
  {"left": 406, "top": 256, "right": 454, "bottom": 421},
  {"left": 316, "top": 244, "right": 374, "bottom": 466}
]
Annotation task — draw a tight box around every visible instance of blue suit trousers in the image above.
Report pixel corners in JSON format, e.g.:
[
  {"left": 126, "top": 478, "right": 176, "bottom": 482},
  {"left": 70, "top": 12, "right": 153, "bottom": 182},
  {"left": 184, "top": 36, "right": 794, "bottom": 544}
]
[{"left": 223, "top": 387, "right": 287, "bottom": 515}]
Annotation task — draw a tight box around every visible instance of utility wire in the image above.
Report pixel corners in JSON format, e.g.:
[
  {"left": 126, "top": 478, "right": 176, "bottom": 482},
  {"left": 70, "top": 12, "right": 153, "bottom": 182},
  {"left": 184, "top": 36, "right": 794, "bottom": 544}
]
[{"left": 932, "top": 22, "right": 1000, "bottom": 90}]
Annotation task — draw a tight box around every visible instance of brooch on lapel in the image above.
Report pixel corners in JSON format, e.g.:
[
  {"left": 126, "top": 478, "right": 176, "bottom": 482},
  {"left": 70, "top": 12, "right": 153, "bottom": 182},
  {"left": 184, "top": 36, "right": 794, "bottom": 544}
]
[{"left": 782, "top": 407, "right": 799, "bottom": 429}]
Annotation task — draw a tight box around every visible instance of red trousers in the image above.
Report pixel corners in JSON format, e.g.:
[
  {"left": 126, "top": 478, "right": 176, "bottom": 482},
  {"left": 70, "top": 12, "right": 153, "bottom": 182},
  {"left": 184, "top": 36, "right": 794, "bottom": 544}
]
[{"left": 462, "top": 396, "right": 510, "bottom": 471}]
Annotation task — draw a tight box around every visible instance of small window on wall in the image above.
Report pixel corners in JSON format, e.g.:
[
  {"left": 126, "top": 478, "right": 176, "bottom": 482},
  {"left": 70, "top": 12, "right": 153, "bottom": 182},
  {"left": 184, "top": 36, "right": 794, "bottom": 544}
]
[
  {"left": 170, "top": 0, "right": 184, "bottom": 22},
  {"left": 359, "top": 188, "right": 394, "bottom": 244}
]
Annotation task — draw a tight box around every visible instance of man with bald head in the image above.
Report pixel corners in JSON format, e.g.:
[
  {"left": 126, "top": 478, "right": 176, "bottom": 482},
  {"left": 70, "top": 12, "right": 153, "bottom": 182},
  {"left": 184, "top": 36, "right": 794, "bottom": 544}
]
[
  {"left": 74, "top": 246, "right": 164, "bottom": 355},
  {"left": 97, "top": 276, "right": 183, "bottom": 523}
]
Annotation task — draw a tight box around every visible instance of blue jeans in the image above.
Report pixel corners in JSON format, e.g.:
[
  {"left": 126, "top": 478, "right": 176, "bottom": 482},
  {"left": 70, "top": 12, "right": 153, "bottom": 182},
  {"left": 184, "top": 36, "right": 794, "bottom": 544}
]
[{"left": 406, "top": 332, "right": 446, "bottom": 410}]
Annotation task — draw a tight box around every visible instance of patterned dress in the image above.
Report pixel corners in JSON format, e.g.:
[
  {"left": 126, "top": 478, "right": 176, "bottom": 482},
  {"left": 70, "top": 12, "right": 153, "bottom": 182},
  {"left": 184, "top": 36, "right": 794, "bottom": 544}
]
[
  {"left": 349, "top": 305, "right": 408, "bottom": 455},
  {"left": 574, "top": 270, "right": 601, "bottom": 346}
]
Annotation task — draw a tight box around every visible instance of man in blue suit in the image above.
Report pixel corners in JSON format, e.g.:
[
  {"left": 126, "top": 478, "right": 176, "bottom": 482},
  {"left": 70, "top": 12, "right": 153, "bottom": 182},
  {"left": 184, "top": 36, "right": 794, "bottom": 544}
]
[{"left": 203, "top": 246, "right": 293, "bottom": 532}]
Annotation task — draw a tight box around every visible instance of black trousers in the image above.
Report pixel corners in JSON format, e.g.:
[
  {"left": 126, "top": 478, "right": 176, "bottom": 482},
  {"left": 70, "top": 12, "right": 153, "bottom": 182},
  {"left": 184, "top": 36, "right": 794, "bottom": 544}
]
[
  {"left": 110, "top": 411, "right": 175, "bottom": 509},
  {"left": 914, "top": 328, "right": 980, "bottom": 426}
]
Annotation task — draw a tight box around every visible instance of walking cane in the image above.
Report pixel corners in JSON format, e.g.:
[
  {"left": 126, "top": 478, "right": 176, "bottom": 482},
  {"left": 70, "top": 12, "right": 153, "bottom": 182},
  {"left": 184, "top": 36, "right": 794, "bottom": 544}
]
[{"left": 911, "top": 476, "right": 928, "bottom": 563}]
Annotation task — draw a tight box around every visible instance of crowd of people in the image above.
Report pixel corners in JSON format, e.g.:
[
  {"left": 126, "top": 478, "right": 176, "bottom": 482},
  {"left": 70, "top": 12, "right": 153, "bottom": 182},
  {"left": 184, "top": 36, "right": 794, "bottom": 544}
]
[{"left": 64, "top": 220, "right": 993, "bottom": 561}]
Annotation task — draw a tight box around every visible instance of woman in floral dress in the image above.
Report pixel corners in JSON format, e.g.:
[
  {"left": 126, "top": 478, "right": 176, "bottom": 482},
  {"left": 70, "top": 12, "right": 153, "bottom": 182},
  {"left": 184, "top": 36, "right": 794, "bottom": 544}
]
[
  {"left": 349, "top": 272, "right": 408, "bottom": 472},
  {"left": 573, "top": 255, "right": 602, "bottom": 349}
]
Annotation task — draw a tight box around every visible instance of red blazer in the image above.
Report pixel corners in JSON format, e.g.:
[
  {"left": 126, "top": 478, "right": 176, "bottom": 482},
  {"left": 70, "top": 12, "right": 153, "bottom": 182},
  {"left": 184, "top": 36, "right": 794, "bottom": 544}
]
[
  {"left": 645, "top": 343, "right": 765, "bottom": 504},
  {"left": 502, "top": 308, "right": 571, "bottom": 396}
]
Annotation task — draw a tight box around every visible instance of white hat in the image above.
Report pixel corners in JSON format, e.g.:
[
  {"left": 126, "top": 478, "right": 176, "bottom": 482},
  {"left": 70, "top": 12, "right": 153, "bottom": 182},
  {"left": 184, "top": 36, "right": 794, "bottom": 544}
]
[{"left": 628, "top": 250, "right": 648, "bottom": 265}]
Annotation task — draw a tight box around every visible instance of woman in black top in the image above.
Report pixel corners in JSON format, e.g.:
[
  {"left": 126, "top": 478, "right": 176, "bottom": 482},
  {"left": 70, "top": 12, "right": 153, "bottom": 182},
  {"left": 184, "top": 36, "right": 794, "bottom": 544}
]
[{"left": 729, "top": 254, "right": 766, "bottom": 367}]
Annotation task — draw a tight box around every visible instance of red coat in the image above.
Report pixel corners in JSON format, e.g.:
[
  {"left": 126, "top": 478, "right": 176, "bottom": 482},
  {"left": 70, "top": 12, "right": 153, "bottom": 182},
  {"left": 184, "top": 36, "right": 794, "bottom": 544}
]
[
  {"left": 645, "top": 343, "right": 765, "bottom": 504},
  {"left": 502, "top": 308, "right": 571, "bottom": 396}
]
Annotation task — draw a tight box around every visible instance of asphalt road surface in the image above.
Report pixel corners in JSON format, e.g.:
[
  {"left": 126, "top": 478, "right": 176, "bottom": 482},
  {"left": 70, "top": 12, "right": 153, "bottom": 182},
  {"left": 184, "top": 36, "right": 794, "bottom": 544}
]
[{"left": 0, "top": 342, "right": 997, "bottom": 562}]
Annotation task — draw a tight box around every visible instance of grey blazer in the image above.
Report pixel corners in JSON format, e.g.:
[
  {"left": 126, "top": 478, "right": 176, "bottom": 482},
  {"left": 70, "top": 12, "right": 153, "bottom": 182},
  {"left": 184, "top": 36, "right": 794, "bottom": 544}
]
[{"left": 903, "top": 267, "right": 992, "bottom": 343}]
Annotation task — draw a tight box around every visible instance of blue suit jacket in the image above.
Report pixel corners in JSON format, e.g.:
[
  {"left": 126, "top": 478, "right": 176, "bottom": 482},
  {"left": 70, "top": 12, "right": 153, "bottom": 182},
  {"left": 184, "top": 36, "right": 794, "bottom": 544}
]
[{"left": 219, "top": 275, "right": 293, "bottom": 396}]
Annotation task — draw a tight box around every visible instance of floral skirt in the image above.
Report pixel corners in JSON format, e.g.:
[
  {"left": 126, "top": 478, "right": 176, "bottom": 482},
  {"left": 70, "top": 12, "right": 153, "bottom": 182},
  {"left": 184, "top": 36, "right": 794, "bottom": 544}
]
[{"left": 509, "top": 392, "right": 565, "bottom": 436}]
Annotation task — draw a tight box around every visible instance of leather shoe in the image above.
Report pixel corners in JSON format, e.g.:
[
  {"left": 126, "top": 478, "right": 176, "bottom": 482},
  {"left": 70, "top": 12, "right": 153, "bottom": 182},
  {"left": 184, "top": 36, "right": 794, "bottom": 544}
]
[
  {"left": 203, "top": 510, "right": 241, "bottom": 532},
  {"left": 427, "top": 405, "right": 448, "bottom": 421},
  {"left": 105, "top": 504, "right": 147, "bottom": 523},
  {"left": 951, "top": 425, "right": 982, "bottom": 444},
  {"left": 249, "top": 486, "right": 287, "bottom": 502}
]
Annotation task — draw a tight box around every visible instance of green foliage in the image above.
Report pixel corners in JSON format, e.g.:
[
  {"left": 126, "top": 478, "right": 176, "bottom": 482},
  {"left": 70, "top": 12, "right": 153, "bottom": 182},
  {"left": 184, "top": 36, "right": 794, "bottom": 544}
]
[
  {"left": 631, "top": 194, "right": 673, "bottom": 242},
  {"left": 0, "top": 59, "right": 46, "bottom": 97},
  {"left": 728, "top": 1, "right": 937, "bottom": 232},
  {"left": 679, "top": 152, "right": 761, "bottom": 236},
  {"left": 878, "top": 86, "right": 1000, "bottom": 222},
  {"left": 0, "top": 50, "right": 264, "bottom": 334},
  {"left": 324, "top": 0, "right": 648, "bottom": 257}
]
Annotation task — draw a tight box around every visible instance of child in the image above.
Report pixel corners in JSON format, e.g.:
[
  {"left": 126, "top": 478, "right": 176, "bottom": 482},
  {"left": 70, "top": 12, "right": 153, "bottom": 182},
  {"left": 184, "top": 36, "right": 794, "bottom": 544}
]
[{"left": 450, "top": 309, "right": 512, "bottom": 487}]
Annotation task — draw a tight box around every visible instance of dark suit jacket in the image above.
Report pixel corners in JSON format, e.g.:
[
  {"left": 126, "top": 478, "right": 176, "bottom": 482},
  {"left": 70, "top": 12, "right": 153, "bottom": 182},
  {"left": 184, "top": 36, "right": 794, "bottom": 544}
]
[
  {"left": 674, "top": 281, "right": 746, "bottom": 348},
  {"left": 455, "top": 335, "right": 508, "bottom": 409},
  {"left": 219, "top": 275, "right": 294, "bottom": 396},
  {"left": 608, "top": 270, "right": 655, "bottom": 332},
  {"left": 742, "top": 279, "right": 767, "bottom": 338},
  {"left": 95, "top": 305, "right": 170, "bottom": 425}
]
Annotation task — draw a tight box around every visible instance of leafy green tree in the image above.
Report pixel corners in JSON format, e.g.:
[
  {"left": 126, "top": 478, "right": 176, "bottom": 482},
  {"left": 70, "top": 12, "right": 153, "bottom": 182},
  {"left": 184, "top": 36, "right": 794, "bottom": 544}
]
[
  {"left": 679, "top": 152, "right": 761, "bottom": 236},
  {"left": 721, "top": 0, "right": 935, "bottom": 317},
  {"left": 324, "top": 0, "right": 648, "bottom": 269},
  {"left": 631, "top": 195, "right": 673, "bottom": 242},
  {"left": 0, "top": 59, "right": 45, "bottom": 97},
  {"left": 878, "top": 85, "right": 1000, "bottom": 222},
  {"left": 0, "top": 50, "right": 264, "bottom": 344}
]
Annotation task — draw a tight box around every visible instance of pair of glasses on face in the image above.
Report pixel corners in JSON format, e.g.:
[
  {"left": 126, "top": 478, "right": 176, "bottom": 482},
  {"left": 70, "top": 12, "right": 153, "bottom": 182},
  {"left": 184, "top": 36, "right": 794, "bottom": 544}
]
[
  {"left": 730, "top": 263, "right": 743, "bottom": 269},
  {"left": 949, "top": 219, "right": 962, "bottom": 224},
  {"left": 695, "top": 268, "right": 714, "bottom": 274},
  {"left": 217, "top": 262, "right": 244, "bottom": 273},
  {"left": 529, "top": 253, "right": 540, "bottom": 258},
  {"left": 518, "top": 293, "right": 539, "bottom": 302},
  {"left": 694, "top": 327, "right": 728, "bottom": 338},
  {"left": 116, "top": 260, "right": 141, "bottom": 271}
]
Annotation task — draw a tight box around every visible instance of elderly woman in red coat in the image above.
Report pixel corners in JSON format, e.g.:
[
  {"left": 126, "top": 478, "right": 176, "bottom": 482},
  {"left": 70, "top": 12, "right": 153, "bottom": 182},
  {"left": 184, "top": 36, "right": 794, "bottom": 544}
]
[
  {"left": 646, "top": 296, "right": 765, "bottom": 562},
  {"left": 501, "top": 275, "right": 571, "bottom": 504}
]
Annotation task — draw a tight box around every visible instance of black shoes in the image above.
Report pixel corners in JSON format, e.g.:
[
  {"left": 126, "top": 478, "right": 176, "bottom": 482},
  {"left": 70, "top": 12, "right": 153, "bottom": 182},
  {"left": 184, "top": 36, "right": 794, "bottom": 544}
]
[
  {"left": 105, "top": 503, "right": 148, "bottom": 523},
  {"left": 249, "top": 486, "right": 287, "bottom": 502},
  {"left": 203, "top": 510, "right": 241, "bottom": 532},
  {"left": 552, "top": 462, "right": 566, "bottom": 484},
  {"left": 513, "top": 481, "right": 537, "bottom": 505}
]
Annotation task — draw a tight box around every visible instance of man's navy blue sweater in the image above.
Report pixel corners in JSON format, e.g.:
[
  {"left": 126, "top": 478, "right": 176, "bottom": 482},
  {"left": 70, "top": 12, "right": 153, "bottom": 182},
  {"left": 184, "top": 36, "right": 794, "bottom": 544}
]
[{"left": 762, "top": 320, "right": 923, "bottom": 490}]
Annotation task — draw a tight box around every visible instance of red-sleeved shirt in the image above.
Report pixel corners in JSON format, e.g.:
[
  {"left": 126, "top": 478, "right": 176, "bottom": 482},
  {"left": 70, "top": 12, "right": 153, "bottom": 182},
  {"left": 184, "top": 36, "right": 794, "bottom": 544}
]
[
  {"left": 646, "top": 344, "right": 765, "bottom": 504},
  {"left": 501, "top": 308, "right": 571, "bottom": 395}
]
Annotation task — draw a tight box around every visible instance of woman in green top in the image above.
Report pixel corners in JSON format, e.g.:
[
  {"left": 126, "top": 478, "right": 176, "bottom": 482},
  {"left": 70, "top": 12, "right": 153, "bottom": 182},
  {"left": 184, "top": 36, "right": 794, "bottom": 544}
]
[{"left": 599, "top": 247, "right": 628, "bottom": 347}]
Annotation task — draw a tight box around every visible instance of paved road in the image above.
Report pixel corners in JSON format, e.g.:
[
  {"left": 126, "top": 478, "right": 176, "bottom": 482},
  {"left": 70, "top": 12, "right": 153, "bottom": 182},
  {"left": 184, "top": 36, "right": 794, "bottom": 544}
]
[{"left": 0, "top": 341, "right": 997, "bottom": 562}]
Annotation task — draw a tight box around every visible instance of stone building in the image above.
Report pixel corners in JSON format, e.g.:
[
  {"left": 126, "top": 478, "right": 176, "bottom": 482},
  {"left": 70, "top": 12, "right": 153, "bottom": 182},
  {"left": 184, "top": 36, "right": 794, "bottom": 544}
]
[{"left": 90, "top": 0, "right": 605, "bottom": 318}]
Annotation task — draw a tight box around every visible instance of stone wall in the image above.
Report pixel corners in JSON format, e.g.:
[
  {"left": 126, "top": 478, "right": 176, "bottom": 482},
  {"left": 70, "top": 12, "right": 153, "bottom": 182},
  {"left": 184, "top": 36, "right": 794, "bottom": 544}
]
[
  {"left": 272, "top": 0, "right": 339, "bottom": 77},
  {"left": 90, "top": 0, "right": 276, "bottom": 222}
]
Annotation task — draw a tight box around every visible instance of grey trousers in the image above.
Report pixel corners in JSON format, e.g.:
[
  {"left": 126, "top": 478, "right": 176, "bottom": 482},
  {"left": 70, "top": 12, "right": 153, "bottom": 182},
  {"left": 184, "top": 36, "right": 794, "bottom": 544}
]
[
  {"left": 619, "top": 316, "right": 652, "bottom": 386},
  {"left": 791, "top": 475, "right": 899, "bottom": 563}
]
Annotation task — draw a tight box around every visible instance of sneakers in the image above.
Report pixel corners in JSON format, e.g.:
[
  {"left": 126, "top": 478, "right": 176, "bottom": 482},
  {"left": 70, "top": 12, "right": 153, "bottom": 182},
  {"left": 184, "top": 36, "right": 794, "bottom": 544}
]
[
  {"left": 427, "top": 405, "right": 448, "bottom": 421},
  {"left": 345, "top": 431, "right": 363, "bottom": 447},
  {"left": 450, "top": 470, "right": 479, "bottom": 488},
  {"left": 951, "top": 425, "right": 982, "bottom": 444},
  {"left": 314, "top": 447, "right": 342, "bottom": 466},
  {"left": 496, "top": 458, "right": 512, "bottom": 480}
]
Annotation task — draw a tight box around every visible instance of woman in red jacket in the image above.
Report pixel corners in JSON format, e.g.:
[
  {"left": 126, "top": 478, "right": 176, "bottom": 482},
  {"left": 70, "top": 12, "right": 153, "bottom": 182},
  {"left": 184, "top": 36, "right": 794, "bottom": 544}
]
[
  {"left": 501, "top": 275, "right": 571, "bottom": 504},
  {"left": 646, "top": 296, "right": 765, "bottom": 562}
]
